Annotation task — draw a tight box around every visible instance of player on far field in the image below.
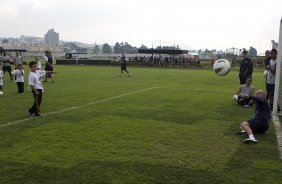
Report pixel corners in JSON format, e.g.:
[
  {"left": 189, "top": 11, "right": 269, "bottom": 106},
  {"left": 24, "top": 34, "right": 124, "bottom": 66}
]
[
  {"left": 44, "top": 51, "right": 55, "bottom": 83},
  {"left": 236, "top": 90, "right": 271, "bottom": 144},
  {"left": 27, "top": 61, "right": 57, "bottom": 117},
  {"left": 120, "top": 54, "right": 130, "bottom": 77}
]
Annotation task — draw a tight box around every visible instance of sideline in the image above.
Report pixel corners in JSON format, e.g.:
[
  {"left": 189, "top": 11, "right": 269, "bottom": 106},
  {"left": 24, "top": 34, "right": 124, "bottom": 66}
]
[
  {"left": 0, "top": 87, "right": 159, "bottom": 128},
  {"left": 273, "top": 114, "right": 282, "bottom": 159}
]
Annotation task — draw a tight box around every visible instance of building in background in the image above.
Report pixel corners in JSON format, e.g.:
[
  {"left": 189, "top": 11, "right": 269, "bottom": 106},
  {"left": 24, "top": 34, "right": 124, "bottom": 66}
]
[{"left": 45, "top": 29, "right": 59, "bottom": 47}]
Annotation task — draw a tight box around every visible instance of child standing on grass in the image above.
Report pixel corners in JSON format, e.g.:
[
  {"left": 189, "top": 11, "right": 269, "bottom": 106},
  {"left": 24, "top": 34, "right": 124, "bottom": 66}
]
[
  {"left": 27, "top": 61, "right": 56, "bottom": 117},
  {"left": 27, "top": 61, "right": 46, "bottom": 117},
  {"left": 14, "top": 63, "right": 25, "bottom": 94},
  {"left": 0, "top": 62, "right": 4, "bottom": 95}
]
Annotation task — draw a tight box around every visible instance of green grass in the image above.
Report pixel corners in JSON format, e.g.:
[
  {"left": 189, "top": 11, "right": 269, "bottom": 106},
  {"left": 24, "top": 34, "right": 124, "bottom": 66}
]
[{"left": 0, "top": 65, "right": 282, "bottom": 183}]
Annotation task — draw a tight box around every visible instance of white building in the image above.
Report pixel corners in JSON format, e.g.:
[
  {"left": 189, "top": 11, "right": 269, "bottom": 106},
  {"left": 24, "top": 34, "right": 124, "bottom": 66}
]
[{"left": 45, "top": 29, "right": 59, "bottom": 47}]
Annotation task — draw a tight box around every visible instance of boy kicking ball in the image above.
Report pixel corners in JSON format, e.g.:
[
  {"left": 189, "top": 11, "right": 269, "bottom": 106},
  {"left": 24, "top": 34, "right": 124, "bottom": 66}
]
[{"left": 27, "top": 61, "right": 56, "bottom": 117}]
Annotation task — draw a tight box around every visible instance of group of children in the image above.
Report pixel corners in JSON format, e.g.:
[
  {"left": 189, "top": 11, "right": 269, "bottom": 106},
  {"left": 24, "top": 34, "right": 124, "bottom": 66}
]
[
  {"left": 0, "top": 56, "right": 41, "bottom": 95},
  {"left": 1, "top": 51, "right": 55, "bottom": 117}
]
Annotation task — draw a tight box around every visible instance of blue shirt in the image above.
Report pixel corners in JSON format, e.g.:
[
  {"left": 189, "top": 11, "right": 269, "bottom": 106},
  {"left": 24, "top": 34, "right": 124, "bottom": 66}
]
[{"left": 250, "top": 96, "right": 271, "bottom": 121}]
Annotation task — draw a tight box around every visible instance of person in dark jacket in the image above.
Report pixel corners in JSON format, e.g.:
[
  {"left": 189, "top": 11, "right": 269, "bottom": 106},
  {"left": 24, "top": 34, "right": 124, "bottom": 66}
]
[
  {"left": 238, "top": 50, "right": 253, "bottom": 85},
  {"left": 236, "top": 90, "right": 271, "bottom": 144}
]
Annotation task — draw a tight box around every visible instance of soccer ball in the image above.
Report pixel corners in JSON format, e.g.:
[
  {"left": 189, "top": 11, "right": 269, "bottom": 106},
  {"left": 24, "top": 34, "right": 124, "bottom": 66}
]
[
  {"left": 213, "top": 59, "right": 231, "bottom": 76},
  {"left": 0, "top": 91, "right": 3, "bottom": 96},
  {"left": 233, "top": 95, "right": 238, "bottom": 102},
  {"left": 263, "top": 70, "right": 269, "bottom": 78}
]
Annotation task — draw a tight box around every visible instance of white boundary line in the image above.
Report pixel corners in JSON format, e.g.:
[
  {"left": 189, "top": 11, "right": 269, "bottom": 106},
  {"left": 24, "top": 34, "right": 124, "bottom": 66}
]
[
  {"left": 273, "top": 115, "right": 282, "bottom": 159},
  {"left": 0, "top": 87, "right": 159, "bottom": 128}
]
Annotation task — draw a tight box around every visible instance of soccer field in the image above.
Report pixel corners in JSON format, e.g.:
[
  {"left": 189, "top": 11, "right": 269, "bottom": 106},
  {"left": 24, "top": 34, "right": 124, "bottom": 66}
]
[{"left": 0, "top": 65, "right": 282, "bottom": 183}]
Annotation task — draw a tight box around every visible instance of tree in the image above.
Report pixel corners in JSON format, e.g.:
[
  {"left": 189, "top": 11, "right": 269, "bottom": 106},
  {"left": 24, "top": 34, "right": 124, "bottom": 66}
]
[
  {"left": 93, "top": 44, "right": 100, "bottom": 54},
  {"left": 113, "top": 42, "right": 122, "bottom": 53},
  {"left": 102, "top": 43, "right": 112, "bottom": 53},
  {"left": 139, "top": 44, "right": 148, "bottom": 50}
]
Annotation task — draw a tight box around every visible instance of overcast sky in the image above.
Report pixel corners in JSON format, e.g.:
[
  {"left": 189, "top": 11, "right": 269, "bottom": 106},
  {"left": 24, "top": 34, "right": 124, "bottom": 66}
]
[{"left": 0, "top": 0, "right": 281, "bottom": 53}]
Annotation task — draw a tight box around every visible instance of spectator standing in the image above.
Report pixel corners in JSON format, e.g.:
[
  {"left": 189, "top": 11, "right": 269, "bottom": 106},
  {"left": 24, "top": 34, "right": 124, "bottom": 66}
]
[
  {"left": 1, "top": 52, "right": 13, "bottom": 82},
  {"left": 266, "top": 48, "right": 280, "bottom": 111},
  {"left": 239, "top": 50, "right": 253, "bottom": 85}
]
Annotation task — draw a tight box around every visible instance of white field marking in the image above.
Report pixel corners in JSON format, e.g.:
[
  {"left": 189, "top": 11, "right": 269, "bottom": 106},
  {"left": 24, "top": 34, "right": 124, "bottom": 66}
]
[
  {"left": 0, "top": 87, "right": 160, "bottom": 128},
  {"left": 273, "top": 115, "right": 282, "bottom": 160}
]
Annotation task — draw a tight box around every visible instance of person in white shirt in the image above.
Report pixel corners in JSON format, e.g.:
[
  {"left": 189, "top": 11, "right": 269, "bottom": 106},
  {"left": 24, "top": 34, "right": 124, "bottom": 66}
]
[
  {"left": 233, "top": 76, "right": 255, "bottom": 108},
  {"left": 266, "top": 48, "right": 280, "bottom": 112},
  {"left": 14, "top": 63, "right": 25, "bottom": 94},
  {"left": 28, "top": 56, "right": 42, "bottom": 92},
  {"left": 13, "top": 51, "right": 23, "bottom": 81},
  {"left": 13, "top": 51, "right": 22, "bottom": 69},
  {"left": 27, "top": 61, "right": 56, "bottom": 117},
  {"left": 27, "top": 61, "right": 46, "bottom": 117},
  {"left": 35, "top": 56, "right": 41, "bottom": 70}
]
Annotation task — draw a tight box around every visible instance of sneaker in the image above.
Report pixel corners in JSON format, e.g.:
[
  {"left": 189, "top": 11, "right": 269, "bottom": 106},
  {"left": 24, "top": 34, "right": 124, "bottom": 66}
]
[
  {"left": 244, "top": 105, "right": 250, "bottom": 108},
  {"left": 27, "top": 110, "right": 33, "bottom": 117},
  {"left": 35, "top": 113, "right": 44, "bottom": 117},
  {"left": 244, "top": 138, "right": 258, "bottom": 144}
]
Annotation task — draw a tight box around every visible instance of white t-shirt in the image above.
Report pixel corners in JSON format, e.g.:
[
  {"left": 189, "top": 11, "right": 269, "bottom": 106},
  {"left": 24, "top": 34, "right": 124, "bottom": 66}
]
[
  {"left": 14, "top": 56, "right": 22, "bottom": 67},
  {"left": 28, "top": 70, "right": 46, "bottom": 91},
  {"left": 239, "top": 84, "right": 254, "bottom": 95},
  {"left": 15, "top": 69, "right": 24, "bottom": 82},
  {"left": 267, "top": 58, "right": 277, "bottom": 84},
  {"left": 0, "top": 71, "right": 3, "bottom": 85},
  {"left": 36, "top": 61, "right": 41, "bottom": 70}
]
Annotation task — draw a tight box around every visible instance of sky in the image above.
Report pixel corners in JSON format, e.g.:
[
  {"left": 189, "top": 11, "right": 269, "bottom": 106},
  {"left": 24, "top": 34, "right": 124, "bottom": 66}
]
[{"left": 0, "top": 0, "right": 281, "bottom": 53}]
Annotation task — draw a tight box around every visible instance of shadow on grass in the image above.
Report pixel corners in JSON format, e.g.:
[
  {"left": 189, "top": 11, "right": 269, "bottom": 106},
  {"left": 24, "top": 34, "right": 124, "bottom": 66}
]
[
  {"left": 0, "top": 160, "right": 227, "bottom": 184},
  {"left": 223, "top": 115, "right": 282, "bottom": 183}
]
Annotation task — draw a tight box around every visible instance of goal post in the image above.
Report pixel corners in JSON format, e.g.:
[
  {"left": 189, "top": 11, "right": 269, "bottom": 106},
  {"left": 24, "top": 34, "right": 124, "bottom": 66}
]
[{"left": 273, "top": 18, "right": 282, "bottom": 115}]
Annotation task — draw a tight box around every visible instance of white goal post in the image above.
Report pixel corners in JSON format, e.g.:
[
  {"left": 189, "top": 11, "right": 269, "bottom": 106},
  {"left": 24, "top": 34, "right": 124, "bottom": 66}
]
[{"left": 273, "top": 18, "right": 282, "bottom": 115}]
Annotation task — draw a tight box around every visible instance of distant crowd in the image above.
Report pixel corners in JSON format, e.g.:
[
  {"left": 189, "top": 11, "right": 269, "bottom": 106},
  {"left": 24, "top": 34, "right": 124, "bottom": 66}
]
[{"left": 113, "top": 55, "right": 201, "bottom": 68}]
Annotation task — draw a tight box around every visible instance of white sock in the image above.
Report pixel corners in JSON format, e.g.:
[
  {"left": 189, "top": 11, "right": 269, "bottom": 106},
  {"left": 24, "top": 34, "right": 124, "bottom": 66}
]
[{"left": 249, "top": 134, "right": 255, "bottom": 140}]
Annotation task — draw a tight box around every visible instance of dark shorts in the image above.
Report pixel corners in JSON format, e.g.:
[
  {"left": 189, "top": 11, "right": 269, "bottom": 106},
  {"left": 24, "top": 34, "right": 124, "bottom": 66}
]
[
  {"left": 266, "top": 83, "right": 275, "bottom": 96},
  {"left": 2, "top": 66, "right": 12, "bottom": 73},
  {"left": 237, "top": 96, "right": 253, "bottom": 106},
  {"left": 121, "top": 64, "right": 126, "bottom": 70},
  {"left": 45, "top": 66, "right": 53, "bottom": 78},
  {"left": 247, "top": 117, "right": 269, "bottom": 133}
]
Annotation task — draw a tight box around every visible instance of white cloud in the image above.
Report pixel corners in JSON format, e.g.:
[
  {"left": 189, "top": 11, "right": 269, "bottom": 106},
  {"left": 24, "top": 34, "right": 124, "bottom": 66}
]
[{"left": 0, "top": 0, "right": 281, "bottom": 52}]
